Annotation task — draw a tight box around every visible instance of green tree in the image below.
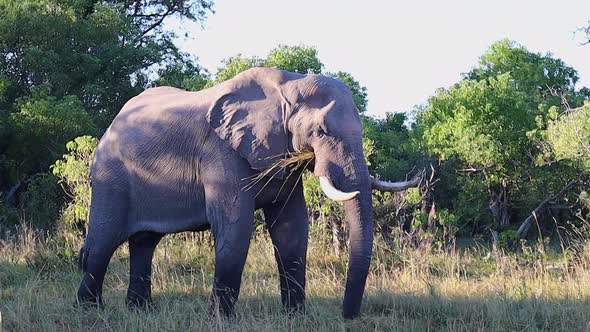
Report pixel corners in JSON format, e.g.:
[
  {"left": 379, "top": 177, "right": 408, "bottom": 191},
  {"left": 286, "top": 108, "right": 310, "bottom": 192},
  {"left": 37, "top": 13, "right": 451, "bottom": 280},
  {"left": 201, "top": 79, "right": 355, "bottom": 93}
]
[
  {"left": 363, "top": 112, "right": 415, "bottom": 181},
  {"left": 209, "top": 55, "right": 263, "bottom": 85},
  {"left": 266, "top": 45, "right": 323, "bottom": 74},
  {"left": 466, "top": 39, "right": 583, "bottom": 110},
  {"left": 6, "top": 86, "right": 96, "bottom": 178},
  {"left": 0, "top": 0, "right": 213, "bottom": 122},
  {"left": 419, "top": 74, "right": 532, "bottom": 171},
  {"left": 415, "top": 40, "right": 587, "bottom": 232},
  {"left": 155, "top": 56, "right": 210, "bottom": 91}
]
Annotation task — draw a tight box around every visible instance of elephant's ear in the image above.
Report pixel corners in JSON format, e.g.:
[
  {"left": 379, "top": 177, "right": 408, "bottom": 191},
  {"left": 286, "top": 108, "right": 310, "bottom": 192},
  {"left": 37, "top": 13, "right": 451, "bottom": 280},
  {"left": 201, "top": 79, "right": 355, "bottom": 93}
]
[{"left": 206, "top": 82, "right": 289, "bottom": 178}]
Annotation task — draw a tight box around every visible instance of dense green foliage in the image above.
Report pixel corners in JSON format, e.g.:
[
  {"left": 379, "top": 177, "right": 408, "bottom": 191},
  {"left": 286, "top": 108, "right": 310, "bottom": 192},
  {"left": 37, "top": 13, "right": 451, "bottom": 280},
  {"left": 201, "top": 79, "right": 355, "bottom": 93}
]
[
  {"left": 0, "top": 0, "right": 588, "bottom": 257},
  {"left": 266, "top": 45, "right": 323, "bottom": 74},
  {"left": 0, "top": 0, "right": 212, "bottom": 185},
  {"left": 8, "top": 87, "right": 96, "bottom": 176},
  {"left": 414, "top": 40, "right": 588, "bottom": 235},
  {"left": 51, "top": 136, "right": 98, "bottom": 236},
  {"left": 547, "top": 103, "right": 590, "bottom": 169},
  {"left": 154, "top": 56, "right": 210, "bottom": 92}
]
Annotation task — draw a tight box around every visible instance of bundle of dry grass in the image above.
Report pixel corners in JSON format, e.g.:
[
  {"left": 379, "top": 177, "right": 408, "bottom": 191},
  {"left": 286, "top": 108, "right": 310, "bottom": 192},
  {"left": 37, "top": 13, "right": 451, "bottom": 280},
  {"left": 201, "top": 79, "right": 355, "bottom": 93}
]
[{"left": 243, "top": 151, "right": 315, "bottom": 192}]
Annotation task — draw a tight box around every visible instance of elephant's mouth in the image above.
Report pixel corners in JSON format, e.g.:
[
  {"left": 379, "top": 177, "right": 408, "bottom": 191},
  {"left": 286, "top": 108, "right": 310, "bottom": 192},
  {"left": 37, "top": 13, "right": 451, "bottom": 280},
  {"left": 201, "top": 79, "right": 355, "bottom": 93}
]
[
  {"left": 245, "top": 151, "right": 422, "bottom": 201},
  {"left": 242, "top": 151, "right": 315, "bottom": 191}
]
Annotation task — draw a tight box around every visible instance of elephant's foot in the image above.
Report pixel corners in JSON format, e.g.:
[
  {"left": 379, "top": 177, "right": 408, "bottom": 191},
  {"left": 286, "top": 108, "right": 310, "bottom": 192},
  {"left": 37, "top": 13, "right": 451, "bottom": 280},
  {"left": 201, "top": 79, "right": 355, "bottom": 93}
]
[
  {"left": 284, "top": 302, "right": 306, "bottom": 317},
  {"left": 208, "top": 292, "right": 238, "bottom": 320},
  {"left": 125, "top": 294, "right": 155, "bottom": 311},
  {"left": 76, "top": 289, "right": 104, "bottom": 309}
]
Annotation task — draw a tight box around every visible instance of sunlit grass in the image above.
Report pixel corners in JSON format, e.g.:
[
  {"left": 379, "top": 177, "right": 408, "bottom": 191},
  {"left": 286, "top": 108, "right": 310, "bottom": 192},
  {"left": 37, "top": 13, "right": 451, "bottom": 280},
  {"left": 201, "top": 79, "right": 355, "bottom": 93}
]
[{"left": 1, "top": 227, "right": 590, "bottom": 331}]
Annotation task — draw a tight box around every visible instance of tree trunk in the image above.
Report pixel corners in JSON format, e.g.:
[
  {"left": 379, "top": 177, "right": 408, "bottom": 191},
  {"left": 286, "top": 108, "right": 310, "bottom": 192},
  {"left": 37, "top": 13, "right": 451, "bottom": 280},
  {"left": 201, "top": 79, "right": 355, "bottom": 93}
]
[{"left": 489, "top": 181, "right": 511, "bottom": 228}]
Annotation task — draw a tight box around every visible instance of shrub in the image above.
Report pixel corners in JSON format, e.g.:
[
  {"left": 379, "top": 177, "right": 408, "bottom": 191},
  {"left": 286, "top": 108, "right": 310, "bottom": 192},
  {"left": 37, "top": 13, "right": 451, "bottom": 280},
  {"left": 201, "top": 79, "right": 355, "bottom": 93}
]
[
  {"left": 51, "top": 136, "right": 98, "bottom": 237},
  {"left": 19, "top": 173, "right": 63, "bottom": 230},
  {"left": 499, "top": 229, "right": 519, "bottom": 250}
]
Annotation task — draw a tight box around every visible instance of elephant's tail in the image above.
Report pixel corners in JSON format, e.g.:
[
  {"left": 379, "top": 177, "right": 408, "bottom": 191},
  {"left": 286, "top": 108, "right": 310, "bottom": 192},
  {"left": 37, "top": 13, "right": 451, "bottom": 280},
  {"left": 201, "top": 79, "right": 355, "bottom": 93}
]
[{"left": 78, "top": 245, "right": 89, "bottom": 272}]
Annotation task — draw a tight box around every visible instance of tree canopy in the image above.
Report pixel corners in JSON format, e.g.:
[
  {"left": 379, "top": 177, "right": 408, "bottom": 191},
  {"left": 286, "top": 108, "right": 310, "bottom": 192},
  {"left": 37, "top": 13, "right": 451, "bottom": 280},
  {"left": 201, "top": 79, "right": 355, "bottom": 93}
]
[
  {"left": 410, "top": 40, "right": 589, "bottom": 232},
  {"left": 0, "top": 0, "right": 212, "bottom": 121},
  {"left": 0, "top": 0, "right": 213, "bottom": 186},
  {"left": 0, "top": 0, "right": 588, "bottom": 249}
]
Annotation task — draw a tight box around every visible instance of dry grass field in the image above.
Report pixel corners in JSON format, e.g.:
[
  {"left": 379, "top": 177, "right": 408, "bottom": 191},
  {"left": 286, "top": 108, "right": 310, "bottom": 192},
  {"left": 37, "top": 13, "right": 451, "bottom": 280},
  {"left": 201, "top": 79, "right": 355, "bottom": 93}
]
[{"left": 1, "top": 227, "right": 590, "bottom": 331}]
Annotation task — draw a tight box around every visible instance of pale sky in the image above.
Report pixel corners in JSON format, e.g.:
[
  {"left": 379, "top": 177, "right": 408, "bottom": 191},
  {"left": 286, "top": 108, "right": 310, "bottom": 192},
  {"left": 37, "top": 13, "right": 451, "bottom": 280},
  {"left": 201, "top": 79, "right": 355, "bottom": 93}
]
[{"left": 175, "top": 0, "right": 590, "bottom": 117}]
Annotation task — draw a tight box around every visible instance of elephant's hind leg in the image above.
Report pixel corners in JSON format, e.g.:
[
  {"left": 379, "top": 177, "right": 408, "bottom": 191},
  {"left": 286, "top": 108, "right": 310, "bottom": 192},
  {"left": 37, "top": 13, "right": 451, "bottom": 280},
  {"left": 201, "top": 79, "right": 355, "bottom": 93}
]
[
  {"left": 77, "top": 236, "right": 124, "bottom": 306},
  {"left": 126, "top": 231, "right": 163, "bottom": 309},
  {"left": 76, "top": 186, "right": 127, "bottom": 307}
]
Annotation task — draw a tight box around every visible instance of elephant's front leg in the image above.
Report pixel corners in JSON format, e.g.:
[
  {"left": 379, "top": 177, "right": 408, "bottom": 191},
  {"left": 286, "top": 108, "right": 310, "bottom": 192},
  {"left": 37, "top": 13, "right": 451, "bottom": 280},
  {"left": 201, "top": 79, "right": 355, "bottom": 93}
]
[
  {"left": 263, "top": 184, "right": 309, "bottom": 314},
  {"left": 206, "top": 188, "right": 255, "bottom": 317},
  {"left": 126, "top": 231, "right": 163, "bottom": 308}
]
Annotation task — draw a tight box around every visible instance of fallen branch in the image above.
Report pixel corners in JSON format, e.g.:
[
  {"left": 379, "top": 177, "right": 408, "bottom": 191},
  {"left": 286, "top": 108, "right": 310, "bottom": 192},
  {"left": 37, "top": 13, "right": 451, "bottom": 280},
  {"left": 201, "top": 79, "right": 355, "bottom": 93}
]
[
  {"left": 458, "top": 167, "right": 479, "bottom": 173},
  {"left": 516, "top": 180, "right": 577, "bottom": 239}
]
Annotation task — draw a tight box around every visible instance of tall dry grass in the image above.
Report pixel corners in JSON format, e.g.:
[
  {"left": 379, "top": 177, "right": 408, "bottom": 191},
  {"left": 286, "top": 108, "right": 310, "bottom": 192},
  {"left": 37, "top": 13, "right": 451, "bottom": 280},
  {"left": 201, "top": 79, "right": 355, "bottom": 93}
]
[{"left": 1, "top": 226, "right": 590, "bottom": 331}]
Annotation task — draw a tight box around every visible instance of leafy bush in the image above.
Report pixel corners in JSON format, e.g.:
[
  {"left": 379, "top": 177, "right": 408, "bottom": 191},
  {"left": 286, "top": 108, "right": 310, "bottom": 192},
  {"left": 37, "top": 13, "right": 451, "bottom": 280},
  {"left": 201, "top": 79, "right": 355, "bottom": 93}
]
[
  {"left": 19, "top": 173, "right": 63, "bottom": 230},
  {"left": 452, "top": 175, "right": 491, "bottom": 232},
  {"left": 436, "top": 209, "right": 458, "bottom": 238},
  {"left": 499, "top": 229, "right": 519, "bottom": 250},
  {"left": 405, "top": 187, "right": 421, "bottom": 205},
  {"left": 51, "top": 136, "right": 98, "bottom": 237}
]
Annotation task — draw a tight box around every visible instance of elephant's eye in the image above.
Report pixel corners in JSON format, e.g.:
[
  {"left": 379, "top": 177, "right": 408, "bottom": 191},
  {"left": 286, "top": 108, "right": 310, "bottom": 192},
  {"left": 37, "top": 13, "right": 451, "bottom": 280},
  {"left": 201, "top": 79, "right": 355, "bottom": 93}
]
[{"left": 313, "top": 129, "right": 326, "bottom": 138}]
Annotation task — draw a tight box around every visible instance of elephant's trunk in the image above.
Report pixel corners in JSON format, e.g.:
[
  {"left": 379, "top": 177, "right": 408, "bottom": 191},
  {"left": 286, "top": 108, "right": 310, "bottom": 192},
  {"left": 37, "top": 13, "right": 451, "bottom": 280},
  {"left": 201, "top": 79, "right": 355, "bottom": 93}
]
[
  {"left": 341, "top": 171, "right": 373, "bottom": 319},
  {"left": 315, "top": 158, "right": 373, "bottom": 319},
  {"left": 342, "top": 158, "right": 373, "bottom": 319}
]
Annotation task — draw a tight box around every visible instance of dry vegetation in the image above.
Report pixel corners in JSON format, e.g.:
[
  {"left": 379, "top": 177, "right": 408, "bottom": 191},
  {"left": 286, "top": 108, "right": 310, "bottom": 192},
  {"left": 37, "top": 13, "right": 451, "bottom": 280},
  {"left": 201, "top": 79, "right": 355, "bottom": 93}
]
[{"left": 1, "top": 226, "right": 589, "bottom": 331}]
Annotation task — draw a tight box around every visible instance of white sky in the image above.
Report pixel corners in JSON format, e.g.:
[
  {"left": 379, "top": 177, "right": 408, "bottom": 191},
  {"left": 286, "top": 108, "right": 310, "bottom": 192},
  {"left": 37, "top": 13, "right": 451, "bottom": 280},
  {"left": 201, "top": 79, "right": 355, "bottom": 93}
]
[{"left": 175, "top": 0, "right": 590, "bottom": 117}]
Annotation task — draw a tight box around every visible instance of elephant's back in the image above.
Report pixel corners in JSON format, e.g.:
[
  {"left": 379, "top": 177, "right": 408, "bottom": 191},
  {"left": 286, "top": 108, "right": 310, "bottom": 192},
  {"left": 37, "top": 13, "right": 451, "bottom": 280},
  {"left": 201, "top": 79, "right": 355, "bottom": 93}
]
[
  {"left": 100, "top": 87, "right": 209, "bottom": 161},
  {"left": 91, "top": 87, "right": 212, "bottom": 234}
]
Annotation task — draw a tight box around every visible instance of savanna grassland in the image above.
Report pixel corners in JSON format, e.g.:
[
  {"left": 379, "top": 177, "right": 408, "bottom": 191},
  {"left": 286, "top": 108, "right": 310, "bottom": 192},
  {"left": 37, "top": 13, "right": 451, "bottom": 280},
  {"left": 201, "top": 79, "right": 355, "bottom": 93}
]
[
  {"left": 1, "top": 226, "right": 590, "bottom": 332},
  {"left": 2, "top": 1, "right": 590, "bottom": 331}
]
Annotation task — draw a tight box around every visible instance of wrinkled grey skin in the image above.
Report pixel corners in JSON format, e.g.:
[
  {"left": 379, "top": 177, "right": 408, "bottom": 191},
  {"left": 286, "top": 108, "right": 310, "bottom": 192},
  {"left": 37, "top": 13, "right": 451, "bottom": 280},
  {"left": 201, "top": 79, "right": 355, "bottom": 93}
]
[{"left": 77, "top": 67, "right": 374, "bottom": 319}]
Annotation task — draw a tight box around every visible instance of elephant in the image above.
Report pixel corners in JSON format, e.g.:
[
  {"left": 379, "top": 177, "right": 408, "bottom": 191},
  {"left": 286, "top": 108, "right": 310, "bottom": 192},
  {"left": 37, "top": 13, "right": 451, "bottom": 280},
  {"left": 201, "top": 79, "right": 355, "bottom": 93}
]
[{"left": 75, "top": 67, "right": 419, "bottom": 319}]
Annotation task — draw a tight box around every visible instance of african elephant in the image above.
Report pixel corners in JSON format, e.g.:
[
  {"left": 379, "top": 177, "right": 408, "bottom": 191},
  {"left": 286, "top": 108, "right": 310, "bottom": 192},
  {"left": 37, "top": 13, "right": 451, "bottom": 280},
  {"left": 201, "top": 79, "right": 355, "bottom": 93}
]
[{"left": 76, "top": 67, "right": 419, "bottom": 319}]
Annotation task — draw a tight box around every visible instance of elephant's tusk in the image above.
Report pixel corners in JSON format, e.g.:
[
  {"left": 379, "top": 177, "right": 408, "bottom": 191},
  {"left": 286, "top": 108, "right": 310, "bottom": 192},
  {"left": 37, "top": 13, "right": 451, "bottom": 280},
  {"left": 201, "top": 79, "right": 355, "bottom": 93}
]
[
  {"left": 370, "top": 174, "right": 421, "bottom": 192},
  {"left": 319, "top": 176, "right": 360, "bottom": 201}
]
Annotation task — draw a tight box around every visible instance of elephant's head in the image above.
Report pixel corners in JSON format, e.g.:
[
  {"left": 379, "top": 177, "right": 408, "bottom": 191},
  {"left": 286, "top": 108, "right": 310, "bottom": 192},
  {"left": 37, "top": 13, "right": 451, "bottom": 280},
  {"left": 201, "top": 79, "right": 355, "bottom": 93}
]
[{"left": 207, "top": 67, "right": 419, "bottom": 318}]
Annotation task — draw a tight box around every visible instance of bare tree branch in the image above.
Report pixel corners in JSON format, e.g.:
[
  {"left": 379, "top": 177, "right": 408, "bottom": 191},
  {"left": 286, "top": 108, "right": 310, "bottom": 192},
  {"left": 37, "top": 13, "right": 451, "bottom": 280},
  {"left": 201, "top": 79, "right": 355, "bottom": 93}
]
[
  {"left": 138, "top": 6, "right": 176, "bottom": 40},
  {"left": 575, "top": 22, "right": 590, "bottom": 46},
  {"left": 516, "top": 180, "right": 577, "bottom": 239}
]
